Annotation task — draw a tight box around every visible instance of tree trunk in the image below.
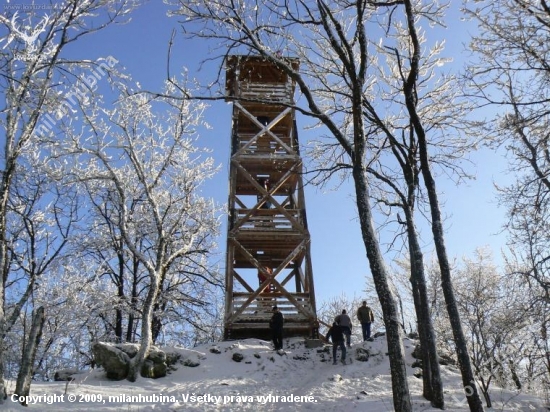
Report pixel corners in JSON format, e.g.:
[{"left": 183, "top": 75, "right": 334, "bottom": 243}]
[
  {"left": 480, "top": 385, "right": 492, "bottom": 409},
  {"left": 407, "top": 216, "right": 444, "bottom": 408},
  {"left": 0, "top": 338, "right": 5, "bottom": 404},
  {"left": 416, "top": 140, "right": 484, "bottom": 412},
  {"left": 115, "top": 252, "right": 124, "bottom": 343},
  {"left": 0, "top": 310, "right": 5, "bottom": 403},
  {"left": 126, "top": 272, "right": 159, "bottom": 382},
  {"left": 411, "top": 276, "right": 432, "bottom": 394},
  {"left": 127, "top": 259, "right": 140, "bottom": 343},
  {"left": 402, "top": 0, "right": 484, "bottom": 408},
  {"left": 126, "top": 311, "right": 135, "bottom": 343},
  {"left": 152, "top": 303, "right": 162, "bottom": 344},
  {"left": 353, "top": 165, "right": 412, "bottom": 412},
  {"left": 115, "top": 308, "right": 123, "bottom": 343},
  {"left": 383, "top": 129, "right": 444, "bottom": 407},
  {"left": 509, "top": 360, "right": 522, "bottom": 390},
  {"left": 0, "top": 170, "right": 12, "bottom": 404},
  {"left": 15, "top": 306, "right": 45, "bottom": 405}
]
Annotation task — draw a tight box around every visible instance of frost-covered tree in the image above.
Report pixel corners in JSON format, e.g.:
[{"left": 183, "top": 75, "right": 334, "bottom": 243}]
[
  {"left": 0, "top": 1, "right": 141, "bottom": 401},
  {"left": 3, "top": 151, "right": 78, "bottom": 393},
  {"left": 75, "top": 186, "right": 152, "bottom": 344},
  {"left": 12, "top": 258, "right": 135, "bottom": 380},
  {"left": 504, "top": 249, "right": 550, "bottom": 396},
  {"left": 454, "top": 248, "right": 526, "bottom": 408},
  {"left": 465, "top": 0, "right": 550, "bottom": 327},
  {"left": 466, "top": 1, "right": 550, "bottom": 401},
  {"left": 64, "top": 88, "right": 221, "bottom": 381},
  {"left": 428, "top": 247, "right": 546, "bottom": 406}
]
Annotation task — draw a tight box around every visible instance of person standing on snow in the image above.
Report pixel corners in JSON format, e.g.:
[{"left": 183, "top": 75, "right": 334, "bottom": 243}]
[
  {"left": 356, "top": 301, "right": 375, "bottom": 341},
  {"left": 335, "top": 309, "right": 353, "bottom": 348},
  {"left": 326, "top": 321, "right": 347, "bottom": 365},
  {"left": 269, "top": 306, "right": 284, "bottom": 350}
]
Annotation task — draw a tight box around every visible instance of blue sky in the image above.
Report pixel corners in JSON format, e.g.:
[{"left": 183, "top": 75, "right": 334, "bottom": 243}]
[{"left": 19, "top": 1, "right": 511, "bottom": 305}]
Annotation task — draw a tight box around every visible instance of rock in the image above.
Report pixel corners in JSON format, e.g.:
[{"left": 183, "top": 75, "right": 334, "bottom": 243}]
[
  {"left": 141, "top": 358, "right": 166, "bottom": 379},
  {"left": 140, "top": 347, "right": 167, "bottom": 378},
  {"left": 355, "top": 347, "right": 370, "bottom": 362},
  {"left": 410, "top": 344, "right": 455, "bottom": 366},
  {"left": 210, "top": 347, "right": 221, "bottom": 354},
  {"left": 183, "top": 358, "right": 200, "bottom": 367},
  {"left": 305, "top": 339, "right": 324, "bottom": 349},
  {"left": 117, "top": 343, "right": 140, "bottom": 358},
  {"left": 92, "top": 342, "right": 171, "bottom": 380},
  {"left": 54, "top": 369, "right": 79, "bottom": 382},
  {"left": 438, "top": 353, "right": 456, "bottom": 366},
  {"left": 147, "top": 347, "right": 166, "bottom": 364},
  {"left": 408, "top": 332, "right": 419, "bottom": 340},
  {"left": 232, "top": 353, "right": 244, "bottom": 362},
  {"left": 411, "top": 344, "right": 422, "bottom": 359},
  {"left": 329, "top": 374, "right": 343, "bottom": 382},
  {"left": 92, "top": 342, "right": 131, "bottom": 380},
  {"left": 166, "top": 352, "right": 182, "bottom": 368}
]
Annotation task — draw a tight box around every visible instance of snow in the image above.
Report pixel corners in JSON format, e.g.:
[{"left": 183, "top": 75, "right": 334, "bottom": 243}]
[{"left": 4, "top": 336, "right": 547, "bottom": 411}]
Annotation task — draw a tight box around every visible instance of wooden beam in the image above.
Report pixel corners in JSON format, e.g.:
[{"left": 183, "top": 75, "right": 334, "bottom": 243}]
[
  {"left": 233, "top": 103, "right": 296, "bottom": 157},
  {"left": 229, "top": 161, "right": 305, "bottom": 234}
]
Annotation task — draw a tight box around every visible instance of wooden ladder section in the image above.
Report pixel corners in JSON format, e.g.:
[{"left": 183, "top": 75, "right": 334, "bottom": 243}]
[{"left": 223, "top": 55, "right": 318, "bottom": 341}]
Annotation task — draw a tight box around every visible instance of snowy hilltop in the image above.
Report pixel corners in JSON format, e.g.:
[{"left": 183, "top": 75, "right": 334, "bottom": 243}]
[{"left": 4, "top": 335, "right": 547, "bottom": 411}]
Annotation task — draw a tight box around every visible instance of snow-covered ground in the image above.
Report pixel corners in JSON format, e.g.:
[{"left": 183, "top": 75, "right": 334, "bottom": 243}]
[{"left": 4, "top": 336, "right": 547, "bottom": 411}]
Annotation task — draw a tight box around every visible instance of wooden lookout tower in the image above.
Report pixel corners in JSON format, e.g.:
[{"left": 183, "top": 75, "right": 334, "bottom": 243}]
[{"left": 223, "top": 55, "right": 318, "bottom": 340}]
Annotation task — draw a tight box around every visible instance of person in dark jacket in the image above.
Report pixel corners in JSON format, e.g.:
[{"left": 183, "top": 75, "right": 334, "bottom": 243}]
[
  {"left": 257, "top": 177, "right": 272, "bottom": 209},
  {"left": 269, "top": 306, "right": 284, "bottom": 350},
  {"left": 326, "top": 322, "right": 346, "bottom": 365},
  {"left": 335, "top": 309, "right": 353, "bottom": 348}
]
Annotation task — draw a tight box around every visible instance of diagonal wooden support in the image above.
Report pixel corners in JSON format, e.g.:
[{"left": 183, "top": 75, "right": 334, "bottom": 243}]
[
  {"left": 225, "top": 238, "right": 270, "bottom": 321},
  {"left": 229, "top": 161, "right": 305, "bottom": 234},
  {"left": 232, "top": 269, "right": 254, "bottom": 293},
  {"left": 228, "top": 237, "right": 314, "bottom": 322},
  {"left": 233, "top": 103, "right": 295, "bottom": 156},
  {"left": 227, "top": 237, "right": 314, "bottom": 322}
]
